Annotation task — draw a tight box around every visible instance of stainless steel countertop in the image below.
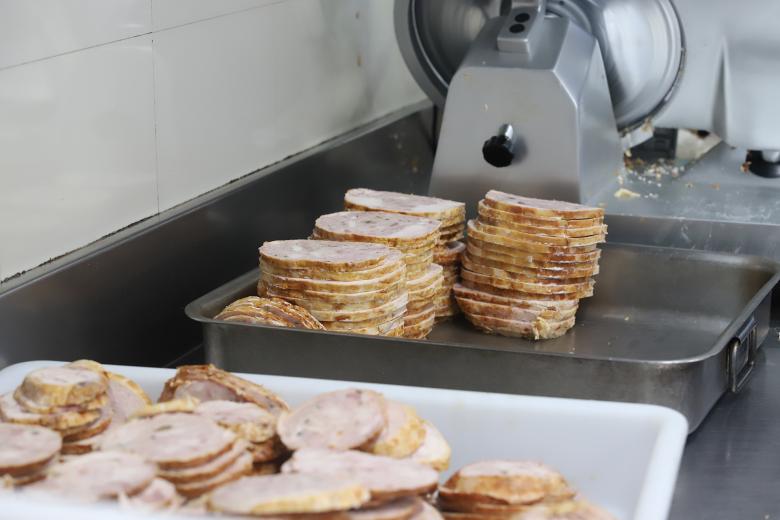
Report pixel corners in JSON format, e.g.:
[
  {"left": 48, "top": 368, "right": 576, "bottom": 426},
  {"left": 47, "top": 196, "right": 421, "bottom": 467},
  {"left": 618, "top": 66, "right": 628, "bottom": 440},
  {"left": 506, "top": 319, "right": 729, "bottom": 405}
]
[{"left": 670, "top": 331, "right": 780, "bottom": 519}]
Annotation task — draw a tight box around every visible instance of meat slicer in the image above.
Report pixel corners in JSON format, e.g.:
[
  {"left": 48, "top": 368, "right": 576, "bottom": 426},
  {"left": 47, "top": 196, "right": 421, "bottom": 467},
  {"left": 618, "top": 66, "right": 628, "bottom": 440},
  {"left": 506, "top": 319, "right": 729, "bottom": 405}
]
[{"left": 395, "top": 0, "right": 780, "bottom": 258}]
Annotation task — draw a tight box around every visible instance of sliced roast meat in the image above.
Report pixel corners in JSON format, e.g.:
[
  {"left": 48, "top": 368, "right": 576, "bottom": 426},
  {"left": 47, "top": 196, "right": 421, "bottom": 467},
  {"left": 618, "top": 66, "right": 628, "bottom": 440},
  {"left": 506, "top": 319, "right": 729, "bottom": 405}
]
[
  {"left": 366, "top": 401, "right": 425, "bottom": 459},
  {"left": 33, "top": 451, "right": 157, "bottom": 502},
  {"left": 174, "top": 451, "right": 253, "bottom": 498},
  {"left": 107, "top": 372, "right": 151, "bottom": 425},
  {"left": 412, "top": 501, "right": 444, "bottom": 520},
  {"left": 159, "top": 364, "right": 288, "bottom": 417},
  {"left": 132, "top": 397, "right": 199, "bottom": 419},
  {"left": 344, "top": 189, "right": 465, "bottom": 221},
  {"left": 0, "top": 423, "right": 62, "bottom": 475},
  {"left": 483, "top": 191, "right": 604, "bottom": 220},
  {"left": 409, "top": 421, "right": 451, "bottom": 471},
  {"left": 0, "top": 392, "right": 101, "bottom": 431},
  {"left": 119, "top": 478, "right": 183, "bottom": 512},
  {"left": 314, "top": 211, "right": 441, "bottom": 245},
  {"left": 349, "top": 496, "right": 423, "bottom": 520},
  {"left": 260, "top": 240, "right": 394, "bottom": 271},
  {"left": 19, "top": 366, "right": 107, "bottom": 409},
  {"left": 249, "top": 436, "right": 287, "bottom": 463},
  {"left": 13, "top": 387, "right": 108, "bottom": 415},
  {"left": 208, "top": 473, "right": 370, "bottom": 515},
  {"left": 60, "top": 405, "right": 113, "bottom": 442},
  {"left": 99, "top": 412, "right": 236, "bottom": 468},
  {"left": 277, "top": 389, "right": 387, "bottom": 451},
  {"left": 194, "top": 400, "right": 276, "bottom": 443},
  {"left": 158, "top": 439, "right": 249, "bottom": 484},
  {"left": 282, "top": 449, "right": 438, "bottom": 502},
  {"left": 441, "top": 460, "right": 574, "bottom": 505}
]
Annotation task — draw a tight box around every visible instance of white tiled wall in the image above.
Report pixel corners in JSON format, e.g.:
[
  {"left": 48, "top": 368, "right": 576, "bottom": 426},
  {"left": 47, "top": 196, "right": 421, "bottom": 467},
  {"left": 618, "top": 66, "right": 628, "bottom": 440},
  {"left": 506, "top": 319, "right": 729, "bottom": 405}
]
[{"left": 0, "top": 0, "right": 425, "bottom": 281}]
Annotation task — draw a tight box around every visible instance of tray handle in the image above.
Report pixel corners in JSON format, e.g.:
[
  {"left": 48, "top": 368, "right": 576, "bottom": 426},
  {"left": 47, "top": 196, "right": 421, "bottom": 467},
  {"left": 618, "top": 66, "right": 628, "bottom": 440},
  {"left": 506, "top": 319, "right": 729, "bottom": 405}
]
[{"left": 728, "top": 315, "right": 758, "bottom": 393}]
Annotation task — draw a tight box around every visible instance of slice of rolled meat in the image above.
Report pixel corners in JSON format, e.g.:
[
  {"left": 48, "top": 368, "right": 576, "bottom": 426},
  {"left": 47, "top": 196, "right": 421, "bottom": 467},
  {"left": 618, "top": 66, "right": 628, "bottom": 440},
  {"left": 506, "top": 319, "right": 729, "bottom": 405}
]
[
  {"left": 19, "top": 366, "right": 107, "bottom": 408},
  {"left": 409, "top": 421, "right": 451, "bottom": 471},
  {"left": 32, "top": 451, "right": 157, "bottom": 502},
  {"left": 158, "top": 365, "right": 288, "bottom": 417},
  {"left": 158, "top": 439, "right": 249, "bottom": 484},
  {"left": 99, "top": 413, "right": 236, "bottom": 468},
  {"left": 277, "top": 389, "right": 387, "bottom": 451},
  {"left": 440, "top": 460, "right": 574, "bottom": 505},
  {"left": 119, "top": 478, "right": 183, "bottom": 512},
  {"left": 13, "top": 388, "right": 108, "bottom": 415},
  {"left": 107, "top": 372, "right": 152, "bottom": 425},
  {"left": 412, "top": 501, "right": 444, "bottom": 520},
  {"left": 0, "top": 393, "right": 101, "bottom": 431},
  {"left": 349, "top": 496, "right": 423, "bottom": 520},
  {"left": 249, "top": 436, "right": 287, "bottom": 463},
  {"left": 0, "top": 423, "right": 62, "bottom": 476},
  {"left": 366, "top": 401, "right": 425, "bottom": 459},
  {"left": 194, "top": 400, "right": 276, "bottom": 444},
  {"left": 131, "top": 397, "right": 200, "bottom": 419},
  {"left": 60, "top": 405, "right": 113, "bottom": 442},
  {"left": 208, "top": 473, "right": 370, "bottom": 515},
  {"left": 282, "top": 449, "right": 439, "bottom": 502},
  {"left": 174, "top": 451, "right": 253, "bottom": 498}
]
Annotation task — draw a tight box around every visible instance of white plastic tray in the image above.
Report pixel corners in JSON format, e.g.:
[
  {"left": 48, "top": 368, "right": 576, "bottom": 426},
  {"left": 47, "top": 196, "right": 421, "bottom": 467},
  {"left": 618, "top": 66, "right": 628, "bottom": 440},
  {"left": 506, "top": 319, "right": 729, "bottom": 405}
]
[{"left": 0, "top": 361, "right": 687, "bottom": 520}]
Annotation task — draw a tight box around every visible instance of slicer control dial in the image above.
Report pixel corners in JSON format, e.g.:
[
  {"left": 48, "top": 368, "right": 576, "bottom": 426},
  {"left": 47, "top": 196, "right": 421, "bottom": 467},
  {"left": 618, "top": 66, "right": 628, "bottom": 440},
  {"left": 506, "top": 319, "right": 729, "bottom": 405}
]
[{"left": 482, "top": 124, "right": 515, "bottom": 168}]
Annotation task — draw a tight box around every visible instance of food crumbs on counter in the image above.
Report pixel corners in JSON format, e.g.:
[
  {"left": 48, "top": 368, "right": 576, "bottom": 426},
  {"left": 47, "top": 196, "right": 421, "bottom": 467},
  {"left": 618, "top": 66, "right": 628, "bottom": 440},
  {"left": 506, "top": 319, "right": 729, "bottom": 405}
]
[
  {"left": 711, "top": 183, "right": 720, "bottom": 190},
  {"left": 614, "top": 188, "right": 641, "bottom": 200},
  {"left": 741, "top": 161, "right": 751, "bottom": 173}
]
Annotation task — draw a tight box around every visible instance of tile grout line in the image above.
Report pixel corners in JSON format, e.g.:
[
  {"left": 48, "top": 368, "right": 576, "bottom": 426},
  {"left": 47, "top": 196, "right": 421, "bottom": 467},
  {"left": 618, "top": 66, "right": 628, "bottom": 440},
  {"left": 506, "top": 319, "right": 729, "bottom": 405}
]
[
  {"left": 0, "top": 1, "right": 289, "bottom": 73},
  {"left": 151, "top": 38, "right": 161, "bottom": 216},
  {"left": 0, "top": 32, "right": 153, "bottom": 73},
  {"left": 150, "top": 0, "right": 161, "bottom": 215}
]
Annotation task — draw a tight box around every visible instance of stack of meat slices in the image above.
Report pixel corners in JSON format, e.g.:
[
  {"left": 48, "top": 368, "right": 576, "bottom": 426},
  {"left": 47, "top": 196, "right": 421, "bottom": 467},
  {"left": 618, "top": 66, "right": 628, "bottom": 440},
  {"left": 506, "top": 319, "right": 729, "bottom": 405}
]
[
  {"left": 0, "top": 423, "right": 61, "bottom": 487},
  {"left": 312, "top": 211, "right": 443, "bottom": 339},
  {"left": 0, "top": 361, "right": 151, "bottom": 456},
  {"left": 27, "top": 451, "right": 182, "bottom": 511},
  {"left": 344, "top": 189, "right": 466, "bottom": 322},
  {"left": 276, "top": 388, "right": 451, "bottom": 470},
  {"left": 454, "top": 190, "right": 606, "bottom": 340},
  {"left": 99, "top": 412, "right": 252, "bottom": 498},
  {"left": 258, "top": 240, "right": 408, "bottom": 336},
  {"left": 437, "top": 460, "right": 615, "bottom": 520},
  {"left": 432, "top": 241, "right": 465, "bottom": 321},
  {"left": 208, "top": 387, "right": 448, "bottom": 518},
  {"left": 159, "top": 364, "right": 290, "bottom": 472},
  {"left": 194, "top": 400, "right": 286, "bottom": 474},
  {"left": 215, "top": 296, "right": 325, "bottom": 330}
]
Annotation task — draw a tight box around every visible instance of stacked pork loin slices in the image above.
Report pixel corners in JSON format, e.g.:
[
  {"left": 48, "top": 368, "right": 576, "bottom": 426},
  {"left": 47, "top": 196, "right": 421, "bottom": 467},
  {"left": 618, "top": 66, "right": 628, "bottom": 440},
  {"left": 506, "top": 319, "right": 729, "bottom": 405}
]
[
  {"left": 344, "top": 188, "right": 466, "bottom": 321},
  {"left": 158, "top": 364, "right": 290, "bottom": 475},
  {"left": 0, "top": 361, "right": 151, "bottom": 457},
  {"left": 28, "top": 451, "right": 182, "bottom": 510},
  {"left": 455, "top": 190, "right": 606, "bottom": 339},
  {"left": 208, "top": 387, "right": 451, "bottom": 518},
  {"left": 15, "top": 363, "right": 293, "bottom": 511},
  {"left": 312, "top": 211, "right": 443, "bottom": 339},
  {"left": 432, "top": 241, "right": 465, "bottom": 321},
  {"left": 258, "top": 239, "right": 408, "bottom": 336},
  {"left": 215, "top": 296, "right": 325, "bottom": 330},
  {"left": 0, "top": 423, "right": 61, "bottom": 486},
  {"left": 437, "top": 460, "right": 616, "bottom": 520}
]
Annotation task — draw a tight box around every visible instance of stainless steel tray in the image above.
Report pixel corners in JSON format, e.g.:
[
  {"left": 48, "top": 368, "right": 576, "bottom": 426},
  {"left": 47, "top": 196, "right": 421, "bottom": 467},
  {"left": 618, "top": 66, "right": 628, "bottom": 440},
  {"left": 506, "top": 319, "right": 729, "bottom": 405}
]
[{"left": 186, "top": 243, "right": 779, "bottom": 431}]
